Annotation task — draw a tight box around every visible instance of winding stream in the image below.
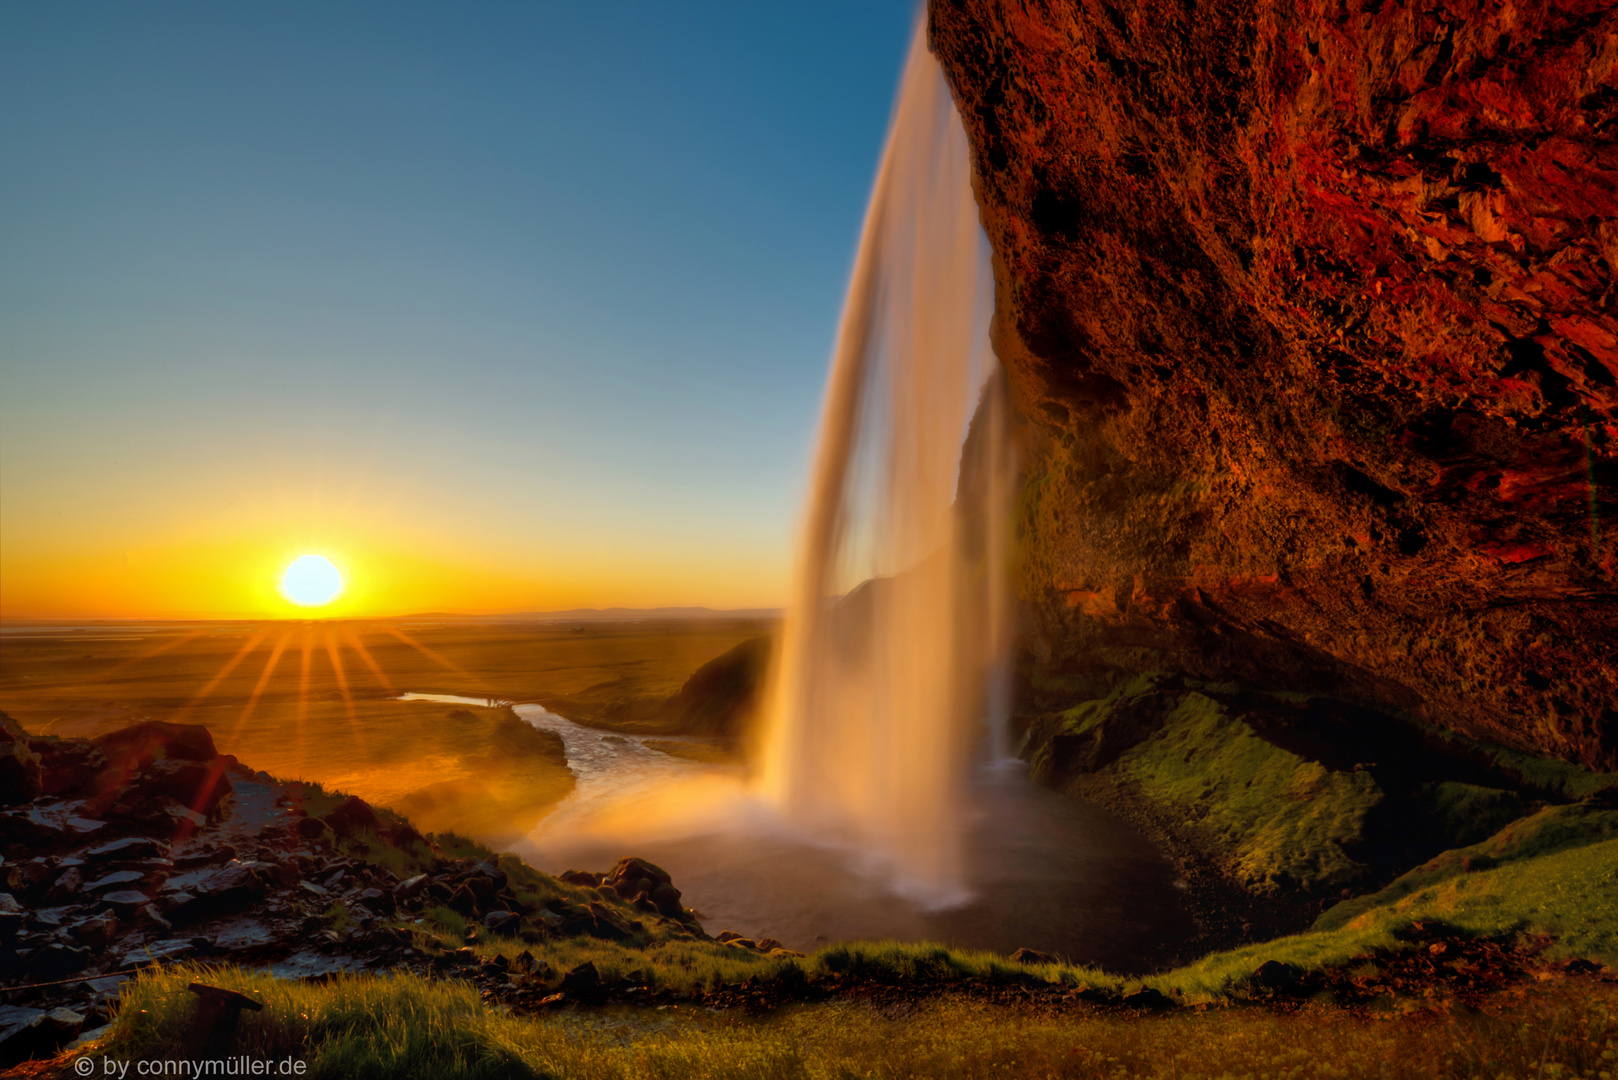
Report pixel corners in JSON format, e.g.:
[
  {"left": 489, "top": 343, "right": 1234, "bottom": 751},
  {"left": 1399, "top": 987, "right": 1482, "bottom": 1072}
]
[{"left": 397, "top": 693, "right": 722, "bottom": 822}]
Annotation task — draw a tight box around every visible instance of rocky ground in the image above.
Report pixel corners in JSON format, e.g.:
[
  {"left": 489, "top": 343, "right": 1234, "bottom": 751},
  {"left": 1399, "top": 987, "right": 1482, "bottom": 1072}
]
[
  {"left": 0, "top": 714, "right": 803, "bottom": 1067},
  {"left": 6, "top": 709, "right": 1615, "bottom": 1073}
]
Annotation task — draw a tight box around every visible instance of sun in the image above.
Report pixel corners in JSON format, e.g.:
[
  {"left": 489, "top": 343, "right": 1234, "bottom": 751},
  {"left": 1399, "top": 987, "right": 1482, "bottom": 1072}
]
[{"left": 279, "top": 554, "right": 344, "bottom": 608}]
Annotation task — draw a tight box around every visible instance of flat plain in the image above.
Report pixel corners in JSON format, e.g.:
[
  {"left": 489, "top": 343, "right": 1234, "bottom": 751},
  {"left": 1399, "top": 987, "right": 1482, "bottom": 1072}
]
[{"left": 0, "top": 617, "right": 766, "bottom": 844}]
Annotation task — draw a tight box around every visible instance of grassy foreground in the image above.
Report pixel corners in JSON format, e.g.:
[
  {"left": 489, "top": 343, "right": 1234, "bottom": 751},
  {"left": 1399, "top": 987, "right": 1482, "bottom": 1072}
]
[
  {"left": 46, "top": 805, "right": 1618, "bottom": 1079},
  {"left": 67, "top": 965, "right": 1618, "bottom": 1080}
]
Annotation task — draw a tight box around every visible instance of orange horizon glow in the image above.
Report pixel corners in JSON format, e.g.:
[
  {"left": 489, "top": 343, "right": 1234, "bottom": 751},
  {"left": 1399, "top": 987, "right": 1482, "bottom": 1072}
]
[
  {"left": 0, "top": 535, "right": 787, "bottom": 621},
  {"left": 1, "top": 421, "right": 791, "bottom": 621}
]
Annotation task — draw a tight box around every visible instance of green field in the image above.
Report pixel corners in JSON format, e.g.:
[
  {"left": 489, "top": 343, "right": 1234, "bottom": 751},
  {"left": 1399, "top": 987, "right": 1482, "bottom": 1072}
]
[{"left": 82, "top": 957, "right": 1618, "bottom": 1080}]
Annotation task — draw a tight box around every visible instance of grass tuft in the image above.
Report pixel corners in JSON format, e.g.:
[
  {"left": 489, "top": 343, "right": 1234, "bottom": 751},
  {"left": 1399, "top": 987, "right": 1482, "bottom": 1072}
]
[{"left": 81, "top": 963, "right": 1618, "bottom": 1079}]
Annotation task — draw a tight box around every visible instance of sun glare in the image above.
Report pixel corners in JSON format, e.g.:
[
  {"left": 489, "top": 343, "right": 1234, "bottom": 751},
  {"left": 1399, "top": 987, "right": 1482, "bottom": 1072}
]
[{"left": 280, "top": 554, "right": 344, "bottom": 607}]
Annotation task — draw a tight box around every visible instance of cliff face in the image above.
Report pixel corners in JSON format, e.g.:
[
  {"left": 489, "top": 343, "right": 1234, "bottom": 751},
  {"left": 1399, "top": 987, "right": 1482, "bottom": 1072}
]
[{"left": 929, "top": 0, "right": 1618, "bottom": 766}]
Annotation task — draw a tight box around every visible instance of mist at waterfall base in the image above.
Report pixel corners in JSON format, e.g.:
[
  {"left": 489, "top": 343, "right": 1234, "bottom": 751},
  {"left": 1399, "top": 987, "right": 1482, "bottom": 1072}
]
[{"left": 512, "top": 28, "right": 1192, "bottom": 970}]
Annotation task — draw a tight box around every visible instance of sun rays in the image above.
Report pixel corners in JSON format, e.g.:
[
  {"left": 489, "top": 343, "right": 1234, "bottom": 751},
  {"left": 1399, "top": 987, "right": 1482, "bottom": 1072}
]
[
  {"left": 79, "top": 620, "right": 492, "bottom": 773},
  {"left": 226, "top": 631, "right": 290, "bottom": 742},
  {"left": 380, "top": 624, "right": 494, "bottom": 697},
  {"left": 169, "top": 629, "right": 269, "bottom": 726},
  {"left": 322, "top": 627, "right": 367, "bottom": 754}
]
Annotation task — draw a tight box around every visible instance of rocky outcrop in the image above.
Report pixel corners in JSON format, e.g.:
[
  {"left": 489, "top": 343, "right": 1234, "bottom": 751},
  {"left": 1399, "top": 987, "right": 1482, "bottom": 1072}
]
[
  {"left": 656, "top": 636, "right": 772, "bottom": 737},
  {"left": 0, "top": 719, "right": 720, "bottom": 1065},
  {"left": 930, "top": 0, "right": 1618, "bottom": 766}
]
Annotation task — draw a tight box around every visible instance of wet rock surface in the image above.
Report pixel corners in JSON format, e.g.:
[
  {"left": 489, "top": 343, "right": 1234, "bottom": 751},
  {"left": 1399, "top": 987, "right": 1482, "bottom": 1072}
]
[{"left": 929, "top": 0, "right": 1618, "bottom": 768}]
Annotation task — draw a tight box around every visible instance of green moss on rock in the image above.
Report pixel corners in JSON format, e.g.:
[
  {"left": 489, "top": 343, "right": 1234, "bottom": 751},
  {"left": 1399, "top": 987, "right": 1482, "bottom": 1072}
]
[
  {"left": 1316, "top": 802, "right": 1618, "bottom": 932},
  {"left": 1108, "top": 692, "right": 1383, "bottom": 894},
  {"left": 1030, "top": 678, "right": 1385, "bottom": 894}
]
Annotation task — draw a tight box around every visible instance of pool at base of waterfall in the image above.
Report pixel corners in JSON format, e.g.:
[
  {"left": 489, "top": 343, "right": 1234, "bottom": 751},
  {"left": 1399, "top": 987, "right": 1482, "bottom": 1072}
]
[{"left": 397, "top": 692, "right": 1196, "bottom": 974}]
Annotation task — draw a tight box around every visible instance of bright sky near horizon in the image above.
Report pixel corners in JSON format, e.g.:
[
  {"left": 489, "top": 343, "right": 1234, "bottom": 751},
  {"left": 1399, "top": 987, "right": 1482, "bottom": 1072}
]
[{"left": 0, "top": 1, "right": 916, "bottom": 619}]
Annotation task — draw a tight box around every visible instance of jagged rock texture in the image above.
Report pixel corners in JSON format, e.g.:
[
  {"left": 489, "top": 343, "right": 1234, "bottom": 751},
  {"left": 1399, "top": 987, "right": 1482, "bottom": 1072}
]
[{"left": 930, "top": 0, "right": 1618, "bottom": 766}]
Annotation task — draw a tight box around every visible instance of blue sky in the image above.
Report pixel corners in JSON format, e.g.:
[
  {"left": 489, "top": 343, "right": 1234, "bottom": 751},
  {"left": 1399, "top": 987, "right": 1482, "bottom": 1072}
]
[{"left": 0, "top": 1, "right": 918, "bottom": 615}]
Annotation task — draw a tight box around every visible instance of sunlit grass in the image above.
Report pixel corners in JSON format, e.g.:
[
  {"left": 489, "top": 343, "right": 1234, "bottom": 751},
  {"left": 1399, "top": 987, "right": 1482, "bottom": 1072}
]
[{"left": 82, "top": 963, "right": 1618, "bottom": 1079}]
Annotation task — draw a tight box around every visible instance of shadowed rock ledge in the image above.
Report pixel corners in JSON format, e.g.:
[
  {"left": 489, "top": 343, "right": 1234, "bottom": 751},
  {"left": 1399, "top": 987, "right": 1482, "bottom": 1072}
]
[{"left": 930, "top": 0, "right": 1618, "bottom": 767}]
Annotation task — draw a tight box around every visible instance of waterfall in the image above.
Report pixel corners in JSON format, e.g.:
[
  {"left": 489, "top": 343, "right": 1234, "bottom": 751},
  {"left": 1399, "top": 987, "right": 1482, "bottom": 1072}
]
[{"left": 757, "top": 22, "right": 1015, "bottom": 907}]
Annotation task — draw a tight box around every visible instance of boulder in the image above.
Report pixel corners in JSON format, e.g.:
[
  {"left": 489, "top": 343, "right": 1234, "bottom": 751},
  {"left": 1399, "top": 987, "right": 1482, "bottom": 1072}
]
[
  {"left": 246, "top": 859, "right": 298, "bottom": 887},
  {"left": 559, "top": 960, "right": 603, "bottom": 1000},
  {"left": 101, "top": 890, "right": 152, "bottom": 912},
  {"left": 1249, "top": 960, "right": 1305, "bottom": 993},
  {"left": 558, "top": 870, "right": 601, "bottom": 887},
  {"left": 395, "top": 873, "right": 429, "bottom": 900},
  {"left": 321, "top": 796, "right": 381, "bottom": 838},
  {"left": 92, "top": 721, "right": 218, "bottom": 767},
  {"left": 0, "top": 810, "right": 67, "bottom": 852},
  {"left": 165, "top": 805, "right": 207, "bottom": 833},
  {"left": 138, "top": 903, "right": 173, "bottom": 931},
  {"left": 603, "top": 857, "right": 689, "bottom": 920},
  {"left": 649, "top": 882, "right": 686, "bottom": 920},
  {"left": 585, "top": 901, "right": 634, "bottom": 941},
  {"left": 295, "top": 816, "right": 331, "bottom": 842},
  {"left": 69, "top": 914, "right": 120, "bottom": 949},
  {"left": 45, "top": 866, "right": 83, "bottom": 904},
  {"left": 606, "top": 856, "right": 670, "bottom": 892},
  {"left": 28, "top": 738, "right": 102, "bottom": 798},
  {"left": 484, "top": 910, "right": 520, "bottom": 934},
  {"left": 1121, "top": 987, "right": 1175, "bottom": 1011},
  {"left": 85, "top": 870, "right": 144, "bottom": 893},
  {"left": 447, "top": 884, "right": 480, "bottom": 917},
  {"left": 1011, "top": 948, "right": 1056, "bottom": 965},
  {"left": 465, "top": 874, "right": 499, "bottom": 903},
  {"left": 143, "top": 758, "right": 233, "bottom": 816},
  {"left": 125, "top": 939, "right": 193, "bottom": 964},
  {"left": 4, "top": 860, "right": 54, "bottom": 904},
  {"left": 383, "top": 820, "right": 426, "bottom": 850},
  {"left": 0, "top": 895, "right": 23, "bottom": 946},
  {"left": 26, "top": 942, "right": 91, "bottom": 980},
  {"left": 356, "top": 888, "right": 396, "bottom": 915},
  {"left": 0, "top": 1006, "right": 49, "bottom": 1068},
  {"left": 173, "top": 844, "right": 234, "bottom": 870},
  {"left": 85, "top": 836, "right": 167, "bottom": 862},
  {"left": 164, "top": 865, "right": 264, "bottom": 925}
]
